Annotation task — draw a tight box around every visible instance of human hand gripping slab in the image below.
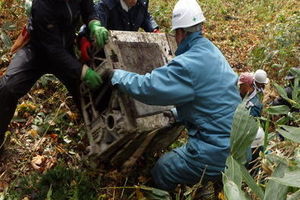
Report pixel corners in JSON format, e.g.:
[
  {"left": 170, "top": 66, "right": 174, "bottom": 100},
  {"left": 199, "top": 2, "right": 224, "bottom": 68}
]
[
  {"left": 81, "top": 65, "right": 103, "bottom": 90},
  {"left": 88, "top": 20, "right": 108, "bottom": 48}
]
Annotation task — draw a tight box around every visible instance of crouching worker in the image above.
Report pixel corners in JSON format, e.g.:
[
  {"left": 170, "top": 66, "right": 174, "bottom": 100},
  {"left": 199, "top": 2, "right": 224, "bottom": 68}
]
[
  {"left": 98, "top": 0, "right": 241, "bottom": 194},
  {"left": 0, "top": 0, "right": 108, "bottom": 149}
]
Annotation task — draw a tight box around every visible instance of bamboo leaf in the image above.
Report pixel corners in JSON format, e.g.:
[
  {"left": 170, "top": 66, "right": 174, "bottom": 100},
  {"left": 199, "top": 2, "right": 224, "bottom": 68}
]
[
  {"left": 224, "top": 156, "right": 242, "bottom": 188},
  {"left": 239, "top": 164, "right": 264, "bottom": 200},
  {"left": 264, "top": 163, "right": 288, "bottom": 200},
  {"left": 223, "top": 175, "right": 249, "bottom": 200},
  {"left": 274, "top": 83, "right": 289, "bottom": 99},
  {"left": 274, "top": 83, "right": 298, "bottom": 105},
  {"left": 138, "top": 185, "right": 171, "bottom": 200},
  {"left": 230, "top": 102, "right": 259, "bottom": 163},
  {"left": 267, "top": 105, "right": 290, "bottom": 115},
  {"left": 46, "top": 185, "right": 52, "bottom": 200},
  {"left": 269, "top": 169, "right": 300, "bottom": 188},
  {"left": 277, "top": 125, "right": 300, "bottom": 143}
]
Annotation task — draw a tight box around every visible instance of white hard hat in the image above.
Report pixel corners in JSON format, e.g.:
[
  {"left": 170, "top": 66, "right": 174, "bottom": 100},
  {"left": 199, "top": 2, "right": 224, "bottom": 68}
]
[
  {"left": 171, "top": 0, "right": 206, "bottom": 31},
  {"left": 254, "top": 69, "right": 269, "bottom": 84}
]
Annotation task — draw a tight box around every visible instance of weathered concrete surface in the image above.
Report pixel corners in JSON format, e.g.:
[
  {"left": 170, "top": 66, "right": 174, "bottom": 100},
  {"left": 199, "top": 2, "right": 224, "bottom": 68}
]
[{"left": 81, "top": 31, "right": 183, "bottom": 169}]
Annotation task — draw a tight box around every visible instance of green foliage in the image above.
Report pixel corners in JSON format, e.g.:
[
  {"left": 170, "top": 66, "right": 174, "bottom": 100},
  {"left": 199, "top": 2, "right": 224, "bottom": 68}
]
[
  {"left": 249, "top": 12, "right": 300, "bottom": 80},
  {"left": 263, "top": 163, "right": 289, "bottom": 200},
  {"left": 137, "top": 185, "right": 171, "bottom": 200},
  {"left": 149, "top": 0, "right": 176, "bottom": 32},
  {"left": 239, "top": 162, "right": 264, "bottom": 199},
  {"left": 223, "top": 174, "right": 249, "bottom": 200},
  {"left": 277, "top": 125, "right": 300, "bottom": 143},
  {"left": 224, "top": 156, "right": 242, "bottom": 188},
  {"left": 269, "top": 168, "right": 300, "bottom": 188},
  {"left": 5, "top": 165, "right": 99, "bottom": 200},
  {"left": 267, "top": 105, "right": 290, "bottom": 115},
  {"left": 223, "top": 98, "right": 300, "bottom": 199},
  {"left": 223, "top": 103, "right": 263, "bottom": 199},
  {"left": 267, "top": 68, "right": 300, "bottom": 127},
  {"left": 230, "top": 102, "right": 259, "bottom": 164}
]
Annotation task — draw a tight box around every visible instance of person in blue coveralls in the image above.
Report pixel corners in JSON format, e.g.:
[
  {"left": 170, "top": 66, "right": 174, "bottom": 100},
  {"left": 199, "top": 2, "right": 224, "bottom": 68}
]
[{"left": 99, "top": 0, "right": 241, "bottom": 193}]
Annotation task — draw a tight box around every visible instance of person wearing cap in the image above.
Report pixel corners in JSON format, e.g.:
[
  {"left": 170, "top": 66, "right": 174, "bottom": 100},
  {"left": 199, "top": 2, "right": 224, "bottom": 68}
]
[
  {"left": 238, "top": 72, "right": 264, "bottom": 117},
  {"left": 253, "top": 69, "right": 269, "bottom": 93},
  {"left": 0, "top": 0, "right": 108, "bottom": 150},
  {"left": 98, "top": 0, "right": 241, "bottom": 192},
  {"left": 238, "top": 69, "right": 269, "bottom": 116}
]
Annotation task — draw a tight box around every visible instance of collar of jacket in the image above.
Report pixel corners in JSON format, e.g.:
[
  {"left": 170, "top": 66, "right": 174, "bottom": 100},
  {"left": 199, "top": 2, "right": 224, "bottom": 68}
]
[
  {"left": 175, "top": 31, "right": 203, "bottom": 56},
  {"left": 103, "top": 0, "right": 147, "bottom": 10}
]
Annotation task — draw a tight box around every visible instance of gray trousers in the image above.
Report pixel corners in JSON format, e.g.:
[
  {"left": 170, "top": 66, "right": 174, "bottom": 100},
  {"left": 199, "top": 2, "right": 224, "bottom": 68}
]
[{"left": 0, "top": 44, "right": 81, "bottom": 142}]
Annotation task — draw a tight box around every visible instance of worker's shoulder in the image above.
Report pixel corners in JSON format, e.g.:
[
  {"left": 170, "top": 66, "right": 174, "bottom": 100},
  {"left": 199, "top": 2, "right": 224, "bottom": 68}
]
[
  {"left": 97, "top": 0, "right": 118, "bottom": 10},
  {"left": 99, "top": 0, "right": 148, "bottom": 9},
  {"left": 137, "top": 0, "right": 149, "bottom": 8}
]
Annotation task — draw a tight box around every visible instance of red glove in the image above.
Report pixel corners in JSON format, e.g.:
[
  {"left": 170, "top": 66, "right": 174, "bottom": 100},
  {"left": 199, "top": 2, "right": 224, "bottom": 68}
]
[
  {"left": 153, "top": 29, "right": 160, "bottom": 33},
  {"left": 22, "top": 26, "right": 30, "bottom": 40},
  {"left": 79, "top": 37, "right": 92, "bottom": 62}
]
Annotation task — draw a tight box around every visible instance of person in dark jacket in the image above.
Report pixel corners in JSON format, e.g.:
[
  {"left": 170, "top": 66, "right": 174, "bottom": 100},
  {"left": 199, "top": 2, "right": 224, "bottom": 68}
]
[
  {"left": 0, "top": 0, "right": 108, "bottom": 149},
  {"left": 95, "top": 0, "right": 159, "bottom": 32},
  {"left": 78, "top": 0, "right": 159, "bottom": 62}
]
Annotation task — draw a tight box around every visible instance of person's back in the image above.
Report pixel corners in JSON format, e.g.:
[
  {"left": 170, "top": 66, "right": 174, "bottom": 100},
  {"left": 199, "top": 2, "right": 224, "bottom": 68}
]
[
  {"left": 95, "top": 0, "right": 158, "bottom": 32},
  {"left": 171, "top": 32, "right": 241, "bottom": 175}
]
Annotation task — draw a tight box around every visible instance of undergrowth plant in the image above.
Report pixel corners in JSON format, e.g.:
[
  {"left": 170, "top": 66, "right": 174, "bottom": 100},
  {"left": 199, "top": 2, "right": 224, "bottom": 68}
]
[
  {"left": 4, "top": 165, "right": 100, "bottom": 200},
  {"left": 249, "top": 12, "right": 300, "bottom": 81},
  {"left": 223, "top": 101, "right": 300, "bottom": 200}
]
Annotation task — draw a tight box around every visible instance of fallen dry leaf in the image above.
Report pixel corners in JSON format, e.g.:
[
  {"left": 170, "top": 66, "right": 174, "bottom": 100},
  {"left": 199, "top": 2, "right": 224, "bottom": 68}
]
[
  {"left": 33, "top": 88, "right": 45, "bottom": 95},
  {"left": 67, "top": 111, "right": 79, "bottom": 121},
  {"left": 0, "top": 181, "right": 9, "bottom": 192},
  {"left": 48, "top": 133, "right": 58, "bottom": 141},
  {"left": 27, "top": 129, "right": 38, "bottom": 137},
  {"left": 31, "top": 155, "right": 45, "bottom": 172}
]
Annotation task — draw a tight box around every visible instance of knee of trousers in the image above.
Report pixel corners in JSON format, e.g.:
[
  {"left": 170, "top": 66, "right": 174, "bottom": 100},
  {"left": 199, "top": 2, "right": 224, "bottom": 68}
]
[
  {"left": 151, "top": 152, "right": 179, "bottom": 191},
  {"left": 0, "top": 76, "right": 27, "bottom": 100}
]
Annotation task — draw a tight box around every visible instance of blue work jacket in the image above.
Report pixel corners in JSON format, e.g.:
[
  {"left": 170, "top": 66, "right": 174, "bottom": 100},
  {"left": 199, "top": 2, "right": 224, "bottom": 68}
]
[
  {"left": 247, "top": 94, "right": 263, "bottom": 117},
  {"left": 95, "top": 0, "right": 158, "bottom": 32},
  {"left": 111, "top": 32, "right": 241, "bottom": 175}
]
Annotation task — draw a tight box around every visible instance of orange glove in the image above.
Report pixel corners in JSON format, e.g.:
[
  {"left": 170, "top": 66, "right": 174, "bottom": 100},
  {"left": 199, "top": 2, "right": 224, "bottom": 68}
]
[
  {"left": 79, "top": 36, "right": 92, "bottom": 62},
  {"left": 10, "top": 26, "right": 30, "bottom": 54},
  {"left": 153, "top": 29, "right": 160, "bottom": 33}
]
